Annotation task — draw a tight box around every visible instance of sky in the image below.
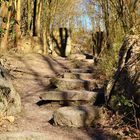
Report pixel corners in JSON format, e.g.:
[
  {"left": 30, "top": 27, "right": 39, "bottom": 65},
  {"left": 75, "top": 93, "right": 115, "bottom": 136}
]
[
  {"left": 75, "top": 0, "right": 93, "bottom": 31},
  {"left": 81, "top": 15, "right": 93, "bottom": 31}
]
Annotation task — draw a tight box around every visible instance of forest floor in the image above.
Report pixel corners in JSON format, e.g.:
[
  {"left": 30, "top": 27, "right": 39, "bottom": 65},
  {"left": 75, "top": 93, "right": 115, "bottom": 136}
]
[{"left": 0, "top": 53, "right": 139, "bottom": 140}]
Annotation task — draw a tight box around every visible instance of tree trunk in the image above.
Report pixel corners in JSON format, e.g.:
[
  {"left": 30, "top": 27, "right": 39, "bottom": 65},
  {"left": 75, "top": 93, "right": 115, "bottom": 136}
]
[
  {"left": 33, "top": 0, "right": 37, "bottom": 36},
  {"left": 33, "top": 0, "right": 42, "bottom": 36},
  {"left": 43, "top": 29, "right": 48, "bottom": 54},
  {"left": 36, "top": 0, "right": 42, "bottom": 37},
  {"left": 0, "top": 2, "right": 8, "bottom": 30},
  {"left": 27, "top": 0, "right": 32, "bottom": 34},
  {"left": 15, "top": 0, "right": 21, "bottom": 47},
  {"left": 0, "top": 0, "right": 12, "bottom": 51}
]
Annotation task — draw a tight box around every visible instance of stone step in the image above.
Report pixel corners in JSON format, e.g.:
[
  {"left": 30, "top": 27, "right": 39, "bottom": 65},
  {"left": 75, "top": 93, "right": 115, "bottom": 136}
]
[
  {"left": 69, "top": 68, "right": 93, "bottom": 73},
  {"left": 63, "top": 72, "right": 94, "bottom": 80},
  {"left": 50, "top": 78, "right": 99, "bottom": 90},
  {"left": 39, "top": 90, "right": 98, "bottom": 103},
  {"left": 81, "top": 59, "right": 94, "bottom": 64},
  {"left": 53, "top": 105, "right": 102, "bottom": 128},
  {"left": 68, "top": 53, "right": 94, "bottom": 62},
  {"left": 68, "top": 53, "right": 86, "bottom": 60}
]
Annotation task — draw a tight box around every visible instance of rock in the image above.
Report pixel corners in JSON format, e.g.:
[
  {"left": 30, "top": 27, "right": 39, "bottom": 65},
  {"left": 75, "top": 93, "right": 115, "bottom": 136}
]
[
  {"left": 63, "top": 72, "right": 94, "bottom": 80},
  {"left": 50, "top": 78, "right": 99, "bottom": 90},
  {"left": 65, "top": 36, "right": 72, "bottom": 57},
  {"left": 68, "top": 53, "right": 87, "bottom": 60},
  {"left": 17, "top": 36, "right": 43, "bottom": 54},
  {"left": 81, "top": 59, "right": 94, "bottom": 64},
  {"left": 69, "top": 68, "right": 93, "bottom": 73},
  {"left": 40, "top": 90, "right": 98, "bottom": 104},
  {"left": 106, "top": 35, "right": 140, "bottom": 108},
  {"left": 53, "top": 105, "right": 99, "bottom": 127},
  {"left": 0, "top": 65, "right": 21, "bottom": 116}
]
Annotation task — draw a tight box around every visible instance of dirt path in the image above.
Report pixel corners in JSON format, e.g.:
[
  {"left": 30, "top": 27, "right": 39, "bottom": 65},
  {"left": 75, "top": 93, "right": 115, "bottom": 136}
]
[
  {"left": 0, "top": 54, "right": 97, "bottom": 139},
  {"left": 0, "top": 53, "right": 135, "bottom": 140}
]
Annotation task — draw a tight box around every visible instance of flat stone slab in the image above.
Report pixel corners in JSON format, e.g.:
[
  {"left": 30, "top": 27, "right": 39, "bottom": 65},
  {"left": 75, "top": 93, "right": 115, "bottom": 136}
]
[
  {"left": 64, "top": 72, "right": 94, "bottom": 80},
  {"left": 69, "top": 68, "right": 93, "bottom": 73},
  {"left": 53, "top": 105, "right": 98, "bottom": 127},
  {"left": 50, "top": 78, "right": 98, "bottom": 90},
  {"left": 80, "top": 59, "right": 94, "bottom": 64},
  {"left": 40, "top": 90, "right": 98, "bottom": 103},
  {"left": 69, "top": 54, "right": 86, "bottom": 60}
]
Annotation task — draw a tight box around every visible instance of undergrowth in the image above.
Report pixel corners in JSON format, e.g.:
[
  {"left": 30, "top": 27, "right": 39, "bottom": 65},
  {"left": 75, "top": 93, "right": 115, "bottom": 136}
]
[{"left": 97, "top": 42, "right": 121, "bottom": 78}]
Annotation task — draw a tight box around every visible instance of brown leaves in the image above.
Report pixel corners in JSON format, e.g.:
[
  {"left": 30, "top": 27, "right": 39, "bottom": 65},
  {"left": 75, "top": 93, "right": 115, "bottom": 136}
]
[{"left": 0, "top": 115, "right": 15, "bottom": 126}]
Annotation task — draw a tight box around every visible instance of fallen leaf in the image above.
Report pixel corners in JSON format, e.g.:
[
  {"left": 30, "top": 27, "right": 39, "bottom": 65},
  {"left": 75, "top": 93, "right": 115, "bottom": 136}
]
[{"left": 4, "top": 116, "right": 15, "bottom": 123}]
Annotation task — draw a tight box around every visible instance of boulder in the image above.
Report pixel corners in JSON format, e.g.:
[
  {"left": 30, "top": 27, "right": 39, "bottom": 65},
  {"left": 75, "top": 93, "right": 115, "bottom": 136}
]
[
  {"left": 17, "top": 36, "right": 43, "bottom": 54},
  {"left": 65, "top": 36, "right": 72, "bottom": 57},
  {"left": 0, "top": 65, "right": 21, "bottom": 116},
  {"left": 106, "top": 35, "right": 140, "bottom": 108},
  {"left": 53, "top": 105, "right": 99, "bottom": 127}
]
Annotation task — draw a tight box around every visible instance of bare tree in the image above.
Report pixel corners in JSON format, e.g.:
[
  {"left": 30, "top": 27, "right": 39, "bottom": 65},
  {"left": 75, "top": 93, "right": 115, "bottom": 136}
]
[{"left": 0, "top": 0, "right": 13, "bottom": 50}]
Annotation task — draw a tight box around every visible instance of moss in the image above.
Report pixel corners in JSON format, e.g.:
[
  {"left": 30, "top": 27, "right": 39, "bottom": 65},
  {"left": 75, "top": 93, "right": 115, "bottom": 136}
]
[
  {"left": 50, "top": 77, "right": 59, "bottom": 85},
  {"left": 0, "top": 96, "right": 2, "bottom": 102},
  {"left": 109, "top": 95, "right": 120, "bottom": 111}
]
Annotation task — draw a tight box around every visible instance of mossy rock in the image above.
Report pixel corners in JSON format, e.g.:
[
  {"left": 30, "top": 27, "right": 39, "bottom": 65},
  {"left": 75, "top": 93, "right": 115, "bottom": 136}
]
[{"left": 0, "top": 66, "right": 21, "bottom": 116}]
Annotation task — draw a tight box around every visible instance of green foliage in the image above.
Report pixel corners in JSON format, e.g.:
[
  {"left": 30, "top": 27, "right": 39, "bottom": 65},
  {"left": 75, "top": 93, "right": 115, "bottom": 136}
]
[
  {"left": 10, "top": 18, "right": 16, "bottom": 25},
  {"left": 110, "top": 94, "right": 140, "bottom": 127},
  {"left": 0, "top": 27, "right": 4, "bottom": 37},
  {"left": 119, "top": 95, "right": 133, "bottom": 108},
  {"left": 0, "top": 96, "right": 2, "bottom": 102},
  {"left": 8, "top": 5, "right": 12, "bottom": 11},
  {"left": 0, "top": 0, "right": 9, "bottom": 6},
  {"left": 97, "top": 42, "right": 120, "bottom": 78},
  {"left": 110, "top": 95, "right": 135, "bottom": 112},
  {"left": 0, "top": 27, "right": 3, "bottom": 34}
]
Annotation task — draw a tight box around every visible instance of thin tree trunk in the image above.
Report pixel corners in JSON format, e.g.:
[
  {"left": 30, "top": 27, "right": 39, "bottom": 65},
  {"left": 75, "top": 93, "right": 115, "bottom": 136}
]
[
  {"left": 33, "top": 0, "right": 37, "bottom": 36},
  {"left": 33, "top": 0, "right": 42, "bottom": 36},
  {"left": 15, "top": 0, "right": 21, "bottom": 47},
  {"left": 27, "top": 0, "right": 32, "bottom": 34},
  {"left": 43, "top": 29, "right": 48, "bottom": 54},
  {"left": 0, "top": 2, "right": 8, "bottom": 30},
  {"left": 36, "top": 0, "right": 42, "bottom": 37},
  {"left": 0, "top": 0, "right": 12, "bottom": 51}
]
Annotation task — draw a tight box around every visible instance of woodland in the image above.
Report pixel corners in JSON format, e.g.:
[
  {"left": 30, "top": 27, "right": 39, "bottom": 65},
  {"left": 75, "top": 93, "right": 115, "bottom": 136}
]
[{"left": 0, "top": 0, "right": 140, "bottom": 139}]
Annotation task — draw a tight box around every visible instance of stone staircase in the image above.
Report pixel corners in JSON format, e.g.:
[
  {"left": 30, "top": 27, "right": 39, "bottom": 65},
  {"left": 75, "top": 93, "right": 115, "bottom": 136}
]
[
  {"left": 39, "top": 56, "right": 105, "bottom": 128},
  {"left": 0, "top": 53, "right": 106, "bottom": 139}
]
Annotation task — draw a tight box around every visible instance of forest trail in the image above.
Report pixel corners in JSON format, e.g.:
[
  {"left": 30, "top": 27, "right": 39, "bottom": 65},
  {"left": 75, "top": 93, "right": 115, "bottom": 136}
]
[{"left": 0, "top": 53, "right": 117, "bottom": 140}]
